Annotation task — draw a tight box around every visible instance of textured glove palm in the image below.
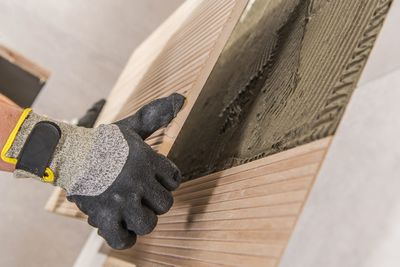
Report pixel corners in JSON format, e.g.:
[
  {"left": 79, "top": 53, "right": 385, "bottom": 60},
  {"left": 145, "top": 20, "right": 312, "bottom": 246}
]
[{"left": 5, "top": 93, "right": 185, "bottom": 249}]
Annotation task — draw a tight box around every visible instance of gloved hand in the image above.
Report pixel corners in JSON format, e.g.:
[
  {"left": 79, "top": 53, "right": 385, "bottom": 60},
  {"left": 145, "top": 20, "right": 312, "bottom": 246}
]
[{"left": 0, "top": 93, "right": 185, "bottom": 249}]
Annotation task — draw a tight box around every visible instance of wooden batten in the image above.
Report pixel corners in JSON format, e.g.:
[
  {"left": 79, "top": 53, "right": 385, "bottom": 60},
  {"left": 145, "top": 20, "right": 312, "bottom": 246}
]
[
  {"left": 45, "top": 0, "right": 249, "bottom": 218},
  {"left": 103, "top": 256, "right": 137, "bottom": 267},
  {"left": 105, "top": 137, "right": 332, "bottom": 267},
  {"left": 45, "top": 187, "right": 86, "bottom": 219},
  {"left": 96, "top": 0, "right": 248, "bottom": 130}
]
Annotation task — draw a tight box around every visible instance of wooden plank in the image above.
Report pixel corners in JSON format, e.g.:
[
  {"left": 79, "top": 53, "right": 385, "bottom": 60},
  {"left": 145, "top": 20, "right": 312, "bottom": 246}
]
[
  {"left": 160, "top": 198, "right": 304, "bottom": 224},
  {"left": 97, "top": 0, "right": 248, "bottom": 129},
  {"left": 104, "top": 138, "right": 331, "bottom": 267},
  {"left": 103, "top": 256, "right": 138, "bottom": 267},
  {"left": 46, "top": 0, "right": 249, "bottom": 220},
  {"left": 143, "top": 230, "right": 291, "bottom": 244},
  {"left": 166, "top": 190, "right": 309, "bottom": 217},
  {"left": 96, "top": 0, "right": 203, "bottom": 125},
  {"left": 110, "top": 0, "right": 250, "bottom": 156},
  {"left": 138, "top": 237, "right": 284, "bottom": 257},
  {"left": 173, "top": 175, "right": 314, "bottom": 205},
  {"left": 127, "top": 243, "right": 277, "bottom": 267},
  {"left": 45, "top": 187, "right": 86, "bottom": 219},
  {"left": 0, "top": 45, "right": 50, "bottom": 82},
  {"left": 110, "top": 250, "right": 221, "bottom": 267}
]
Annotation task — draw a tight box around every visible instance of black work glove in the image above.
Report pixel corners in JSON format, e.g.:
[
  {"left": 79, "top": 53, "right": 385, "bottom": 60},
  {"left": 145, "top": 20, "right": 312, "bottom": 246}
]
[
  {"left": 68, "top": 93, "right": 185, "bottom": 249},
  {"left": 2, "top": 93, "right": 185, "bottom": 250}
]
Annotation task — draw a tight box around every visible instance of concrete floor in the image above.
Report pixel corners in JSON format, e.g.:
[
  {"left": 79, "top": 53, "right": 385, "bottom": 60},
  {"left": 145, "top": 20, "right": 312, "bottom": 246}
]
[{"left": 0, "top": 1, "right": 182, "bottom": 266}]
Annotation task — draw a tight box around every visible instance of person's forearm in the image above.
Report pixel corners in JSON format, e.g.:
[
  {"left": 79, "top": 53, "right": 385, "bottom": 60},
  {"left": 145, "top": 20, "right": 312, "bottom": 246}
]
[{"left": 0, "top": 102, "right": 22, "bottom": 172}]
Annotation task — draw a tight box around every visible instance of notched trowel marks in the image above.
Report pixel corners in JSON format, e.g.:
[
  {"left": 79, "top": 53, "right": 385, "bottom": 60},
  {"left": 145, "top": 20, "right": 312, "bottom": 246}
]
[
  {"left": 237, "top": 0, "right": 310, "bottom": 160},
  {"left": 169, "top": 0, "right": 392, "bottom": 179},
  {"left": 219, "top": 0, "right": 310, "bottom": 134},
  {"left": 310, "top": 0, "right": 393, "bottom": 139},
  {"left": 308, "top": 0, "right": 331, "bottom": 15}
]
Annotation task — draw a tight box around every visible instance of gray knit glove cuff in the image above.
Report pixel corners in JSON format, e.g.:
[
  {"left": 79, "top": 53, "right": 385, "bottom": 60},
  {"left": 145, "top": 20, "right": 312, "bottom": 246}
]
[{"left": 5, "top": 111, "right": 128, "bottom": 196}]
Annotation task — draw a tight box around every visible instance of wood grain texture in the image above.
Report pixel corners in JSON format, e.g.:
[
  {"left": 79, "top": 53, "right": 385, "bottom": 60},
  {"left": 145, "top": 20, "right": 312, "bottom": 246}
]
[
  {"left": 103, "top": 257, "right": 137, "bottom": 267},
  {"left": 105, "top": 138, "right": 331, "bottom": 267},
  {"left": 45, "top": 187, "right": 86, "bottom": 219},
  {"left": 105, "top": 0, "right": 249, "bottom": 156},
  {"left": 45, "top": 0, "right": 248, "bottom": 219},
  {"left": 95, "top": 0, "right": 203, "bottom": 125}
]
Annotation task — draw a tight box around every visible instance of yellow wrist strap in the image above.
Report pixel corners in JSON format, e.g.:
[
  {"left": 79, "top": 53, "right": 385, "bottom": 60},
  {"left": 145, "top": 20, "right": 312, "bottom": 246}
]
[
  {"left": 1, "top": 108, "right": 55, "bottom": 183},
  {"left": 1, "top": 108, "right": 32, "bottom": 164}
]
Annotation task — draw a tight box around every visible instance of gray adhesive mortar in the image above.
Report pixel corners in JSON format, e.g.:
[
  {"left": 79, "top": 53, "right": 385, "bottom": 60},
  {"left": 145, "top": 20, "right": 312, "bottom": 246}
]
[{"left": 169, "top": 0, "right": 393, "bottom": 179}]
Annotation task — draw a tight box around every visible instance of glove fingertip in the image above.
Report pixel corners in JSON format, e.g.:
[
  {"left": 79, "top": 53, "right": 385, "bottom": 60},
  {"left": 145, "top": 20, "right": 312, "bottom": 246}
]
[
  {"left": 168, "top": 93, "right": 186, "bottom": 117},
  {"left": 99, "top": 228, "right": 137, "bottom": 250}
]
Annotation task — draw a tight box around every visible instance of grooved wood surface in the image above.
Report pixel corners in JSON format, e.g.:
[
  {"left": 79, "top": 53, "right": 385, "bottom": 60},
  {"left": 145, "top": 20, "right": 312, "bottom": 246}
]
[
  {"left": 107, "top": 0, "right": 249, "bottom": 156},
  {"left": 45, "top": 0, "right": 248, "bottom": 221},
  {"left": 45, "top": 187, "right": 86, "bottom": 219},
  {"left": 105, "top": 138, "right": 331, "bottom": 267},
  {"left": 95, "top": 0, "right": 203, "bottom": 125},
  {"left": 104, "top": 257, "right": 137, "bottom": 267}
]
